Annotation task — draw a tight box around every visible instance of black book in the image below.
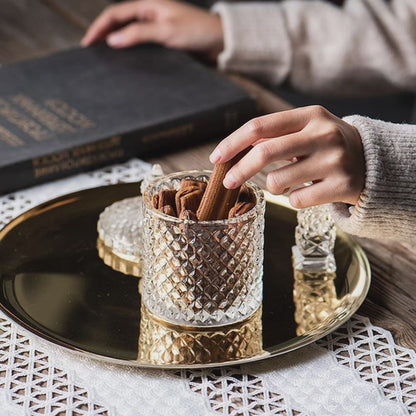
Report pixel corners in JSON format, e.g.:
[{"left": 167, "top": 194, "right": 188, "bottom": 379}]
[{"left": 0, "top": 44, "right": 257, "bottom": 195}]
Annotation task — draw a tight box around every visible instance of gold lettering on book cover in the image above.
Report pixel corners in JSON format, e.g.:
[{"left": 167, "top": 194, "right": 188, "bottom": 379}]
[
  {"left": 0, "top": 99, "right": 50, "bottom": 141},
  {"left": 0, "top": 125, "right": 24, "bottom": 147},
  {"left": 71, "top": 136, "right": 122, "bottom": 158},
  {"left": 142, "top": 123, "right": 193, "bottom": 143},
  {"left": 32, "top": 151, "right": 71, "bottom": 168},
  {"left": 32, "top": 136, "right": 124, "bottom": 179},
  {"left": 12, "top": 94, "right": 76, "bottom": 133},
  {"left": 44, "top": 99, "right": 95, "bottom": 129}
]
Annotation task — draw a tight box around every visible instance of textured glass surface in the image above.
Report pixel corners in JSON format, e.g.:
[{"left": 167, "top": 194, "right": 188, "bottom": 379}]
[
  {"left": 292, "top": 245, "right": 336, "bottom": 273},
  {"left": 140, "top": 164, "right": 164, "bottom": 195},
  {"left": 138, "top": 306, "right": 263, "bottom": 365},
  {"left": 142, "top": 171, "right": 265, "bottom": 327},
  {"left": 96, "top": 164, "right": 164, "bottom": 277},
  {"left": 294, "top": 205, "right": 336, "bottom": 272},
  {"left": 97, "top": 196, "right": 143, "bottom": 262}
]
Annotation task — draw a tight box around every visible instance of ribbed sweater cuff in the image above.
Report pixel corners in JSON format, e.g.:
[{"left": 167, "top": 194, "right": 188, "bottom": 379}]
[
  {"left": 331, "top": 115, "right": 416, "bottom": 242},
  {"left": 212, "top": 2, "right": 291, "bottom": 84}
]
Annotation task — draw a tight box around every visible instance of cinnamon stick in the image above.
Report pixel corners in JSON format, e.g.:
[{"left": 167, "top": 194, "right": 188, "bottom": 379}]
[
  {"left": 180, "top": 179, "right": 207, "bottom": 192},
  {"left": 238, "top": 184, "right": 256, "bottom": 204},
  {"left": 197, "top": 148, "right": 251, "bottom": 221},
  {"left": 228, "top": 201, "right": 255, "bottom": 218},
  {"left": 179, "top": 209, "right": 198, "bottom": 221},
  {"left": 152, "top": 194, "right": 159, "bottom": 209},
  {"left": 153, "top": 189, "right": 178, "bottom": 216},
  {"left": 159, "top": 189, "right": 177, "bottom": 210},
  {"left": 161, "top": 205, "right": 176, "bottom": 217},
  {"left": 175, "top": 185, "right": 205, "bottom": 215}
]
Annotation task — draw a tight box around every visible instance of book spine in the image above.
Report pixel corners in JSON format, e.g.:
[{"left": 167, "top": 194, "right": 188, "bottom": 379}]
[
  {"left": 128, "top": 98, "right": 258, "bottom": 157},
  {"left": 0, "top": 98, "right": 258, "bottom": 195}
]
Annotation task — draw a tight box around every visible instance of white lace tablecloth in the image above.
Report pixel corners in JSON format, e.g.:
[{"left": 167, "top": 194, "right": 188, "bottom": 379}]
[{"left": 0, "top": 159, "right": 415, "bottom": 416}]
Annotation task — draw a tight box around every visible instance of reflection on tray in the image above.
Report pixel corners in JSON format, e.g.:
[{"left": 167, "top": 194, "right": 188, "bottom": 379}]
[
  {"left": 293, "top": 267, "right": 352, "bottom": 336},
  {"left": 138, "top": 306, "right": 263, "bottom": 365}
]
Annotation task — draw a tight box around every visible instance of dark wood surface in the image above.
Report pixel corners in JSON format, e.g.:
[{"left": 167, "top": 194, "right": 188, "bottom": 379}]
[{"left": 2, "top": 0, "right": 415, "bottom": 350}]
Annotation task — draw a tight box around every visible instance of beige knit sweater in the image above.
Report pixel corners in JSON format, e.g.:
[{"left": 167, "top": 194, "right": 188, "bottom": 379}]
[{"left": 213, "top": 0, "right": 416, "bottom": 243}]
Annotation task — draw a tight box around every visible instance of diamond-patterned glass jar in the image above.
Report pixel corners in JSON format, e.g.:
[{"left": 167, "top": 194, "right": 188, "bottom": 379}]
[{"left": 142, "top": 171, "right": 265, "bottom": 327}]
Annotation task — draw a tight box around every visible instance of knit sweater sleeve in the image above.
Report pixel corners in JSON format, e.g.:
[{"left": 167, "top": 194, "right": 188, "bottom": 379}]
[
  {"left": 212, "top": 0, "right": 416, "bottom": 96},
  {"left": 330, "top": 116, "right": 416, "bottom": 243}
]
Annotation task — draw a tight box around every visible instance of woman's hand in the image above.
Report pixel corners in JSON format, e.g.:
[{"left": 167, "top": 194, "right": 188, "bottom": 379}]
[
  {"left": 81, "top": 0, "right": 224, "bottom": 60},
  {"left": 210, "top": 105, "right": 365, "bottom": 208}
]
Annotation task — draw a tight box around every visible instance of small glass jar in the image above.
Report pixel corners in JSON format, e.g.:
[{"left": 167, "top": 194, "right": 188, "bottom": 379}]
[
  {"left": 142, "top": 170, "right": 265, "bottom": 327},
  {"left": 97, "top": 196, "right": 144, "bottom": 277}
]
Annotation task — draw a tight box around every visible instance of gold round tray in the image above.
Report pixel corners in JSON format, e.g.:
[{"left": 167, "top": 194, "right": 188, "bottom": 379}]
[{"left": 0, "top": 183, "right": 370, "bottom": 368}]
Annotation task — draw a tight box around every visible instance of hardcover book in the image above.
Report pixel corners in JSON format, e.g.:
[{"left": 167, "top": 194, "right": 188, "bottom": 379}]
[{"left": 0, "top": 44, "right": 257, "bottom": 195}]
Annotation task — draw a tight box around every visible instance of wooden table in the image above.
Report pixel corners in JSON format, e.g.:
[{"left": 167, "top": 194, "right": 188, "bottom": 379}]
[{"left": 2, "top": 0, "right": 416, "bottom": 352}]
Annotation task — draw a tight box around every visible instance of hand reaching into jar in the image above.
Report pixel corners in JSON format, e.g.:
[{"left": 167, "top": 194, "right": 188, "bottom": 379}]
[{"left": 209, "top": 105, "right": 366, "bottom": 208}]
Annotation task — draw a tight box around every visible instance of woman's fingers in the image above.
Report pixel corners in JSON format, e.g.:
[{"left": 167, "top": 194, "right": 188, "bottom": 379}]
[
  {"left": 288, "top": 179, "right": 347, "bottom": 208},
  {"left": 106, "top": 22, "right": 160, "bottom": 48},
  {"left": 209, "top": 109, "right": 310, "bottom": 165},
  {"left": 81, "top": 2, "right": 144, "bottom": 46},
  {"left": 222, "top": 132, "right": 313, "bottom": 189},
  {"left": 265, "top": 157, "right": 328, "bottom": 195}
]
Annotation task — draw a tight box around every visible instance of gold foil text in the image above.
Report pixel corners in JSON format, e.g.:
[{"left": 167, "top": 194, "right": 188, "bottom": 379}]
[
  {"left": 0, "top": 98, "right": 50, "bottom": 141},
  {"left": 12, "top": 94, "right": 75, "bottom": 133},
  {"left": 45, "top": 99, "right": 95, "bottom": 129},
  {"left": 142, "top": 123, "right": 193, "bottom": 143},
  {"left": 0, "top": 125, "right": 24, "bottom": 147}
]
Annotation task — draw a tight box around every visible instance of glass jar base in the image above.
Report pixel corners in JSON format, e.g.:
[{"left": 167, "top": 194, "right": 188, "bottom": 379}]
[{"left": 143, "top": 284, "right": 263, "bottom": 328}]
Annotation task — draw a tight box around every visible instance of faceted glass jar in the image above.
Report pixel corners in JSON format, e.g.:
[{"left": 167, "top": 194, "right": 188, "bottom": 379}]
[{"left": 142, "top": 170, "right": 265, "bottom": 327}]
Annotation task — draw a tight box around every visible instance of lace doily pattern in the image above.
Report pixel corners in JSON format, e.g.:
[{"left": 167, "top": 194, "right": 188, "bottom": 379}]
[
  {"left": 0, "top": 316, "right": 109, "bottom": 416},
  {"left": 0, "top": 158, "right": 151, "bottom": 230},
  {"left": 182, "top": 367, "right": 306, "bottom": 416},
  {"left": 248, "top": 345, "right": 405, "bottom": 416},
  {"left": 0, "top": 193, "right": 33, "bottom": 231},
  {"left": 318, "top": 315, "right": 416, "bottom": 415},
  {"left": 0, "top": 159, "right": 151, "bottom": 416}
]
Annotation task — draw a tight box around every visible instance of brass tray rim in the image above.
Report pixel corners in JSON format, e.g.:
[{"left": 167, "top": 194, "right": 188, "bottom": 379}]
[{"left": 0, "top": 186, "right": 371, "bottom": 369}]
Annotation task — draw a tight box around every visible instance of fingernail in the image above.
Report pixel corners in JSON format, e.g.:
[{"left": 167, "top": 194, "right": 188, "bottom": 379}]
[
  {"left": 107, "top": 33, "right": 125, "bottom": 47},
  {"left": 209, "top": 148, "right": 222, "bottom": 164},
  {"left": 223, "top": 172, "right": 237, "bottom": 189}
]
